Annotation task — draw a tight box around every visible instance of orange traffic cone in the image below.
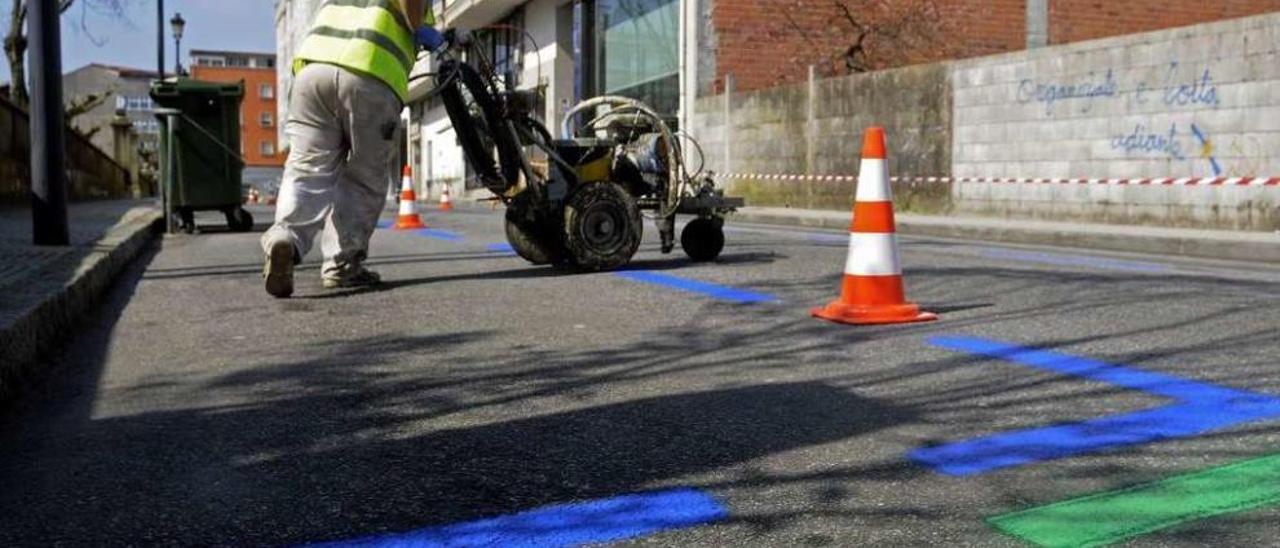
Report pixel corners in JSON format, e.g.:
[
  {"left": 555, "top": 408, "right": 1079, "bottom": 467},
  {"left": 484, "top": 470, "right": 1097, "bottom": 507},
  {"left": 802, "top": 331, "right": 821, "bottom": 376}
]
[
  {"left": 812, "top": 127, "right": 937, "bottom": 325},
  {"left": 394, "top": 166, "right": 428, "bottom": 229},
  {"left": 439, "top": 181, "right": 453, "bottom": 211}
]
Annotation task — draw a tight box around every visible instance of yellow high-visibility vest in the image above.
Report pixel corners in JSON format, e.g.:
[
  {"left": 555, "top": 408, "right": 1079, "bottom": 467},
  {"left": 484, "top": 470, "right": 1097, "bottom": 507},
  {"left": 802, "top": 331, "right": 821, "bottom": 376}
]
[{"left": 294, "top": 0, "right": 424, "bottom": 103}]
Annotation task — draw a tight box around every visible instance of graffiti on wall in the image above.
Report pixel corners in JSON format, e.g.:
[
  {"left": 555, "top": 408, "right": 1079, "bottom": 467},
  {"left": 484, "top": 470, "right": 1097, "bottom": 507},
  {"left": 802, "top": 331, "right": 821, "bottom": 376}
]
[
  {"left": 1016, "top": 62, "right": 1241, "bottom": 174},
  {"left": 1110, "top": 123, "right": 1187, "bottom": 160},
  {"left": 1017, "top": 62, "right": 1219, "bottom": 116}
]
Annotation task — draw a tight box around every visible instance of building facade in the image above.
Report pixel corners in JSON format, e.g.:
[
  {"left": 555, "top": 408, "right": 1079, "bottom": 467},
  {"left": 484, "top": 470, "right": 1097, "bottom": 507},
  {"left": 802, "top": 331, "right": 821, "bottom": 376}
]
[
  {"left": 190, "top": 50, "right": 286, "bottom": 194},
  {"left": 275, "top": 0, "right": 1280, "bottom": 197},
  {"left": 63, "top": 64, "right": 162, "bottom": 160}
]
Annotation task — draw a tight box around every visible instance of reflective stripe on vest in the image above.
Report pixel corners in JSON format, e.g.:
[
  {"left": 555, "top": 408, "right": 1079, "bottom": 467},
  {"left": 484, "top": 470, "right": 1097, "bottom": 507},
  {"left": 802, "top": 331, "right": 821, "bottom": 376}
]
[{"left": 294, "top": 0, "right": 416, "bottom": 102}]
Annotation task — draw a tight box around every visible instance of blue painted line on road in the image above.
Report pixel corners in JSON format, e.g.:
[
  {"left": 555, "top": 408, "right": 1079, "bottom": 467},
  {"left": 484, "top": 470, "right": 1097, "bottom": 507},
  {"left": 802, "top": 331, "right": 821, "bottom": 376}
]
[
  {"left": 412, "top": 228, "right": 465, "bottom": 242},
  {"left": 722, "top": 225, "right": 847, "bottom": 245},
  {"left": 305, "top": 488, "right": 727, "bottom": 548},
  {"left": 615, "top": 271, "right": 779, "bottom": 304},
  {"left": 487, "top": 243, "right": 516, "bottom": 254},
  {"left": 977, "top": 247, "right": 1169, "bottom": 273},
  {"left": 807, "top": 233, "right": 850, "bottom": 245},
  {"left": 375, "top": 223, "right": 464, "bottom": 242},
  {"left": 909, "top": 336, "right": 1280, "bottom": 476}
]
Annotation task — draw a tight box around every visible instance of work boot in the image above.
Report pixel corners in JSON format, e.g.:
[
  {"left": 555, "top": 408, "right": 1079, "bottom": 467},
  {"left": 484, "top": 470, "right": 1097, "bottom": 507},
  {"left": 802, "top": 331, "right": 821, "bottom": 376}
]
[
  {"left": 263, "top": 240, "right": 296, "bottom": 298},
  {"left": 322, "top": 266, "right": 382, "bottom": 290}
]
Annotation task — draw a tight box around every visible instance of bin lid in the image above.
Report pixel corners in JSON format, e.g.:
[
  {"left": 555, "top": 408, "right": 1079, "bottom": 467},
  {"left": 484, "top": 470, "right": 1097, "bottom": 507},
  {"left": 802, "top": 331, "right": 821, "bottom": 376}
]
[{"left": 150, "top": 77, "right": 244, "bottom": 101}]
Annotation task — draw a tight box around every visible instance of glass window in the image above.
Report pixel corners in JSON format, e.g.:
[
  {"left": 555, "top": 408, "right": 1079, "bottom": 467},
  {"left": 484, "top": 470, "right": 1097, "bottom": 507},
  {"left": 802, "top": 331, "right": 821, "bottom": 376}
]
[
  {"left": 260, "top": 112, "right": 273, "bottom": 127},
  {"left": 124, "top": 96, "right": 154, "bottom": 112},
  {"left": 260, "top": 83, "right": 274, "bottom": 99},
  {"left": 131, "top": 119, "right": 160, "bottom": 134},
  {"left": 595, "top": 0, "right": 680, "bottom": 117},
  {"left": 260, "top": 141, "right": 275, "bottom": 156},
  {"left": 471, "top": 10, "right": 524, "bottom": 89}
]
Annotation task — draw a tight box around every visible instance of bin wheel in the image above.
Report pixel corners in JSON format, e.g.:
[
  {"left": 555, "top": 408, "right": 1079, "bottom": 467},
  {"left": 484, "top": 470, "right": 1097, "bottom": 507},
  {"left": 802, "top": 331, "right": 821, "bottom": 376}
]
[
  {"left": 681, "top": 218, "right": 725, "bottom": 262},
  {"left": 227, "top": 207, "right": 254, "bottom": 232},
  {"left": 563, "top": 182, "right": 642, "bottom": 271},
  {"left": 504, "top": 210, "right": 565, "bottom": 265},
  {"left": 179, "top": 208, "right": 197, "bottom": 234}
]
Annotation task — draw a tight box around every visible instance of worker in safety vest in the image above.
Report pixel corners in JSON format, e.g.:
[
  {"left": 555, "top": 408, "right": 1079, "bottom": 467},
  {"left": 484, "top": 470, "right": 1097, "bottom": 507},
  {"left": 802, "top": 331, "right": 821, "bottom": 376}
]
[{"left": 262, "top": 0, "right": 443, "bottom": 298}]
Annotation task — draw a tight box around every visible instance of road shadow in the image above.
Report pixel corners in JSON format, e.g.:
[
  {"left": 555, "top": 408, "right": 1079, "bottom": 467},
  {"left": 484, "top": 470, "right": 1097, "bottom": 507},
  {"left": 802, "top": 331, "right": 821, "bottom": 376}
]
[{"left": 0, "top": 350, "right": 918, "bottom": 545}]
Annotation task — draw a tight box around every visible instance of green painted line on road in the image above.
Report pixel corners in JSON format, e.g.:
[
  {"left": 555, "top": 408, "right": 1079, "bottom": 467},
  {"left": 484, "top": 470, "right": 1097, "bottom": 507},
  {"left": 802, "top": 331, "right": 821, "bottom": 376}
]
[{"left": 989, "top": 453, "right": 1280, "bottom": 547}]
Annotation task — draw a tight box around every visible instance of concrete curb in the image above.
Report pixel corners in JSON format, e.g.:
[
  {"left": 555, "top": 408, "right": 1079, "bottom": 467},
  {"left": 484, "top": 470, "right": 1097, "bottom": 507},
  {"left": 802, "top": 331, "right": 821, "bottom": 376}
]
[
  {"left": 0, "top": 208, "right": 162, "bottom": 399},
  {"left": 729, "top": 208, "right": 1280, "bottom": 264}
]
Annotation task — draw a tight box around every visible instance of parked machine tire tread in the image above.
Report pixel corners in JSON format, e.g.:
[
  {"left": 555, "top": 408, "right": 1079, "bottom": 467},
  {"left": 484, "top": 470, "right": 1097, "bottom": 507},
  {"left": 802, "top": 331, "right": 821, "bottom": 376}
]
[
  {"left": 563, "top": 182, "right": 643, "bottom": 271},
  {"left": 680, "top": 218, "right": 725, "bottom": 262},
  {"left": 505, "top": 210, "right": 567, "bottom": 265}
]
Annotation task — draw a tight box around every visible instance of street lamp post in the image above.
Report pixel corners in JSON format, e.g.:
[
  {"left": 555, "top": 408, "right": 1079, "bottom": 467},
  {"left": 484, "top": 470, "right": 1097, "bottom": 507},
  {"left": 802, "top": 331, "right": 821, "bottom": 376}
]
[
  {"left": 30, "top": 0, "right": 68, "bottom": 245},
  {"left": 156, "top": 0, "right": 165, "bottom": 80},
  {"left": 170, "top": 12, "right": 186, "bottom": 76}
]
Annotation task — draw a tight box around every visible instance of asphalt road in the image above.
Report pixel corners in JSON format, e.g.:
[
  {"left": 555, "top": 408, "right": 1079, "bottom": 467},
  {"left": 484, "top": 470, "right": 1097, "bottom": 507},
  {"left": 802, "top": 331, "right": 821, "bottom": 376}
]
[{"left": 2, "top": 204, "right": 1279, "bottom": 547}]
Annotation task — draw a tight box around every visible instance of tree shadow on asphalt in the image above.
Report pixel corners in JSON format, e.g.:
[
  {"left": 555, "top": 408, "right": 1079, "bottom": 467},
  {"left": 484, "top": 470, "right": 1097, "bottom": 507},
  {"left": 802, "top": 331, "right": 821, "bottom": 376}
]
[
  {"left": 303, "top": 251, "right": 784, "bottom": 299},
  {"left": 141, "top": 251, "right": 513, "bottom": 282},
  {"left": 3, "top": 236, "right": 1280, "bottom": 546}
]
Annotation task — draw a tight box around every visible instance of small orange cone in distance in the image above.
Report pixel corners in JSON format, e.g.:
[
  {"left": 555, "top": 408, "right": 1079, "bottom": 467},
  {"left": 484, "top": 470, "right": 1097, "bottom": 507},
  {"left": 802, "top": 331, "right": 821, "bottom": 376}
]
[
  {"left": 439, "top": 181, "right": 453, "bottom": 211},
  {"left": 812, "top": 127, "right": 937, "bottom": 325},
  {"left": 394, "top": 166, "right": 428, "bottom": 230}
]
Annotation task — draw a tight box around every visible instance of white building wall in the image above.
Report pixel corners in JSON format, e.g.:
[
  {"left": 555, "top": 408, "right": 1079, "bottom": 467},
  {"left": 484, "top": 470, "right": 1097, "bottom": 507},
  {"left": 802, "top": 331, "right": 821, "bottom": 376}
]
[
  {"left": 412, "top": 0, "right": 583, "bottom": 199},
  {"left": 278, "top": 0, "right": 706, "bottom": 200},
  {"left": 274, "top": 0, "right": 324, "bottom": 151}
]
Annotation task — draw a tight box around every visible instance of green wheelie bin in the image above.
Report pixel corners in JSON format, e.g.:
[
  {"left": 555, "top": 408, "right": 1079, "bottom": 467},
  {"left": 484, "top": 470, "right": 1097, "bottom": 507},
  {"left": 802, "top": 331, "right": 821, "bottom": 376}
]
[{"left": 151, "top": 78, "right": 253, "bottom": 233}]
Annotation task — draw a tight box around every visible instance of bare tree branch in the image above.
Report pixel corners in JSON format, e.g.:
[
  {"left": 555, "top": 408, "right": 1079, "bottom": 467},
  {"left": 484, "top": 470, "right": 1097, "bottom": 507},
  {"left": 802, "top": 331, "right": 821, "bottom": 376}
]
[{"left": 5, "top": 0, "right": 132, "bottom": 106}]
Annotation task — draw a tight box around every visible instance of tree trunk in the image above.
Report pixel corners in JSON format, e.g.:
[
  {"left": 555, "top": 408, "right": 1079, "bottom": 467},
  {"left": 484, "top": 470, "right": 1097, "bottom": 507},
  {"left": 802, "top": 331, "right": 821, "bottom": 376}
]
[{"left": 5, "top": 0, "right": 28, "bottom": 106}]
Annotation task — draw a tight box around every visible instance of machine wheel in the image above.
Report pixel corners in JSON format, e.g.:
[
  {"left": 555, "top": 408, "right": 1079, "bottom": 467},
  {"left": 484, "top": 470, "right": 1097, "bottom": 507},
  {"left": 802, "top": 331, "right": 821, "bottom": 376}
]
[
  {"left": 226, "top": 207, "right": 254, "bottom": 232},
  {"left": 563, "top": 182, "right": 642, "bottom": 271},
  {"left": 504, "top": 211, "right": 565, "bottom": 265},
  {"left": 680, "top": 218, "right": 725, "bottom": 262}
]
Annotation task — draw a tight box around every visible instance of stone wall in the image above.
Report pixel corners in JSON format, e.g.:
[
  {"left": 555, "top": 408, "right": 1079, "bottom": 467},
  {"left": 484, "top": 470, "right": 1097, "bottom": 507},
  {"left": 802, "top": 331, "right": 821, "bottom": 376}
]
[
  {"left": 690, "top": 64, "right": 952, "bottom": 213},
  {"left": 687, "top": 11, "right": 1280, "bottom": 230},
  {"left": 0, "top": 95, "right": 133, "bottom": 205},
  {"left": 951, "top": 12, "right": 1280, "bottom": 229}
]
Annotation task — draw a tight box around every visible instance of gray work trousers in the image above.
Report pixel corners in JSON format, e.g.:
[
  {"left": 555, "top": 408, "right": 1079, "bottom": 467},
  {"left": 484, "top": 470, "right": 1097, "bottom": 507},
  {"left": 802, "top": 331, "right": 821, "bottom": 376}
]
[{"left": 262, "top": 63, "right": 401, "bottom": 279}]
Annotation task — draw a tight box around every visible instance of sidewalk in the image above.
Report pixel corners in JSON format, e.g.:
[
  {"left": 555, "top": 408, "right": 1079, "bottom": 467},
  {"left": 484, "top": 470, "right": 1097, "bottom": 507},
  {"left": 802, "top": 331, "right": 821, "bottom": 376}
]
[
  {"left": 730, "top": 207, "right": 1280, "bottom": 264},
  {"left": 0, "top": 200, "right": 161, "bottom": 399}
]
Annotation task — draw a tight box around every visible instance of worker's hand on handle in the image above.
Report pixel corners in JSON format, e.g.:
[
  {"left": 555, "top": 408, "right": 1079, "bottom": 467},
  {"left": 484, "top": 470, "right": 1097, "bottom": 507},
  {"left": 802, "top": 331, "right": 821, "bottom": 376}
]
[{"left": 415, "top": 26, "right": 446, "bottom": 51}]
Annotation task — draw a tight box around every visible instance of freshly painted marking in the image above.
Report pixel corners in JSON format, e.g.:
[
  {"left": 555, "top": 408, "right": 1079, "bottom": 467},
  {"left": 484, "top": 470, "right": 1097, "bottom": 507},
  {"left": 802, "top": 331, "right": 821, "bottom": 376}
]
[
  {"left": 412, "top": 228, "right": 465, "bottom": 242},
  {"left": 989, "top": 453, "right": 1280, "bottom": 547},
  {"left": 977, "top": 247, "right": 1169, "bottom": 273},
  {"left": 615, "top": 271, "right": 779, "bottom": 303},
  {"left": 806, "top": 233, "right": 851, "bottom": 244},
  {"left": 722, "top": 225, "right": 847, "bottom": 244},
  {"left": 909, "top": 337, "right": 1280, "bottom": 476},
  {"left": 487, "top": 243, "right": 516, "bottom": 254},
  {"left": 306, "top": 488, "right": 727, "bottom": 548}
]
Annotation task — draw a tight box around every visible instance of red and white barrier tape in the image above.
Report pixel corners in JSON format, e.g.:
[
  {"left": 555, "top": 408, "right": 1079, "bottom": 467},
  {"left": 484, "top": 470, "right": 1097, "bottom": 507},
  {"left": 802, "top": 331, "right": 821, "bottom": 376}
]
[{"left": 720, "top": 173, "right": 1280, "bottom": 187}]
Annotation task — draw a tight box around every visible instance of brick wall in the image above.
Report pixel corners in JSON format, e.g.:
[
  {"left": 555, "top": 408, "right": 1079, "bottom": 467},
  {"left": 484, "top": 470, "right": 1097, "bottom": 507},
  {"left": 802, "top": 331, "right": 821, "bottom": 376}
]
[
  {"left": 190, "top": 66, "right": 285, "bottom": 168},
  {"left": 708, "top": 0, "right": 1280, "bottom": 95},
  {"left": 710, "top": 0, "right": 1022, "bottom": 94},
  {"left": 1050, "top": 0, "right": 1280, "bottom": 44}
]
